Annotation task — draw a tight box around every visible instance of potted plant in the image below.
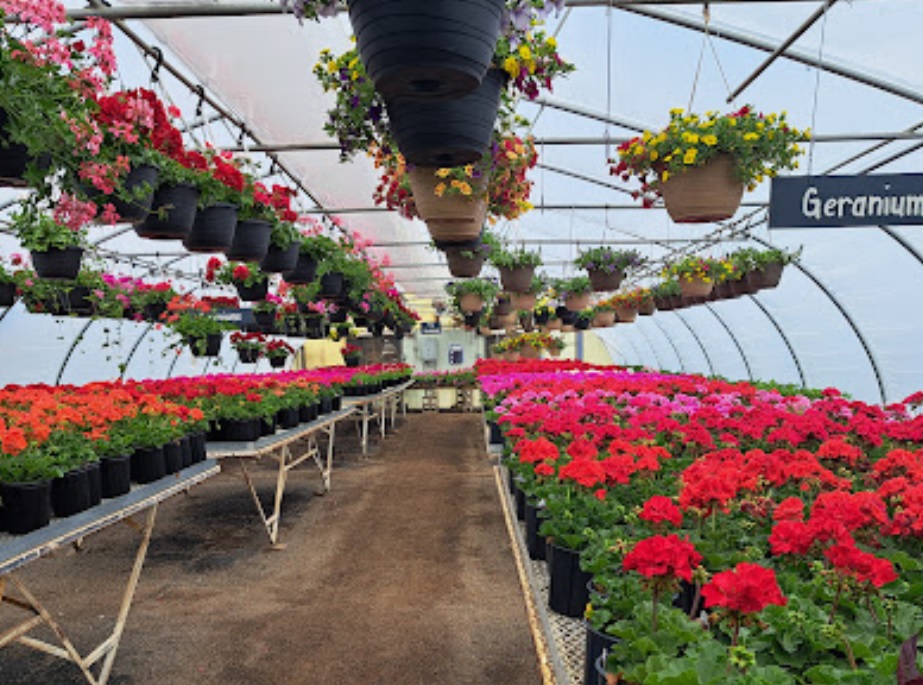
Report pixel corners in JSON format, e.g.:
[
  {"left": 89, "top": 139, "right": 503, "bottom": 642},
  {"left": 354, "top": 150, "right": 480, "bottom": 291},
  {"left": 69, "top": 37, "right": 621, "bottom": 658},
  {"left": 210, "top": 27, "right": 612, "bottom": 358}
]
[
  {"left": 612, "top": 106, "right": 808, "bottom": 223},
  {"left": 205, "top": 258, "right": 269, "bottom": 302},
  {"left": 574, "top": 247, "right": 644, "bottom": 292},
  {"left": 446, "top": 278, "right": 500, "bottom": 314},
  {"left": 611, "top": 288, "right": 649, "bottom": 323},
  {"left": 652, "top": 279, "right": 682, "bottom": 311},
  {"left": 229, "top": 331, "right": 265, "bottom": 364},
  {"left": 162, "top": 294, "right": 232, "bottom": 356},
  {"left": 556, "top": 275, "right": 593, "bottom": 312},
  {"left": 9, "top": 199, "right": 89, "bottom": 280},
  {"left": 262, "top": 216, "right": 301, "bottom": 274},
  {"left": 133, "top": 280, "right": 178, "bottom": 322},
  {"left": 0, "top": 253, "right": 28, "bottom": 307},
  {"left": 341, "top": 342, "right": 362, "bottom": 368},
  {"left": 546, "top": 335, "right": 566, "bottom": 358},
  {"left": 265, "top": 338, "right": 295, "bottom": 369},
  {"left": 182, "top": 149, "right": 242, "bottom": 253},
  {"left": 286, "top": 231, "right": 337, "bottom": 285},
  {"left": 439, "top": 227, "right": 500, "bottom": 278},
  {"left": 591, "top": 300, "right": 617, "bottom": 328},
  {"left": 663, "top": 255, "right": 726, "bottom": 299},
  {"left": 748, "top": 246, "right": 801, "bottom": 290},
  {"left": 490, "top": 243, "right": 543, "bottom": 293}
]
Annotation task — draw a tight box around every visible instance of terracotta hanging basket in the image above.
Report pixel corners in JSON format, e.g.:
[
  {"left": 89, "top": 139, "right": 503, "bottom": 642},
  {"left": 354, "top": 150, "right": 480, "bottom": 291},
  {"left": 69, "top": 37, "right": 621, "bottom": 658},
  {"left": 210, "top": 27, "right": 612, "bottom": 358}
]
[
  {"left": 513, "top": 292, "right": 537, "bottom": 311},
  {"left": 659, "top": 154, "right": 745, "bottom": 223},
  {"left": 548, "top": 347, "right": 562, "bottom": 358},
  {"left": 587, "top": 269, "right": 624, "bottom": 292},
  {"left": 564, "top": 292, "right": 591, "bottom": 312},
  {"left": 499, "top": 266, "right": 535, "bottom": 294},
  {"left": 520, "top": 345, "right": 541, "bottom": 360},
  {"left": 615, "top": 306, "right": 638, "bottom": 323},
  {"left": 747, "top": 262, "right": 785, "bottom": 290},
  {"left": 678, "top": 277, "right": 713, "bottom": 298},
  {"left": 458, "top": 292, "right": 485, "bottom": 313},
  {"left": 639, "top": 300, "right": 656, "bottom": 316},
  {"left": 592, "top": 310, "right": 616, "bottom": 328},
  {"left": 408, "top": 166, "right": 488, "bottom": 244}
]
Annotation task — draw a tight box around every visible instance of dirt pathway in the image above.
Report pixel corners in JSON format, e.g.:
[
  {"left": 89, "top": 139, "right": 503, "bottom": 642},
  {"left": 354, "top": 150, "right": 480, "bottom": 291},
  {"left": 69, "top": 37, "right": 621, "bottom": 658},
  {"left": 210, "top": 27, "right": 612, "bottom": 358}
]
[{"left": 0, "top": 413, "right": 540, "bottom": 685}]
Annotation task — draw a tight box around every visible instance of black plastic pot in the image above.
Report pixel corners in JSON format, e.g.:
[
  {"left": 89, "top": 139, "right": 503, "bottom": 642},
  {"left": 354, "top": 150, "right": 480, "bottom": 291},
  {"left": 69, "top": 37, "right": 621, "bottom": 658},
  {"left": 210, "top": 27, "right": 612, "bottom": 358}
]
[
  {"left": 319, "top": 396, "right": 333, "bottom": 415},
  {"left": 282, "top": 253, "right": 318, "bottom": 285},
  {"left": 143, "top": 301, "right": 167, "bottom": 323},
  {"left": 584, "top": 622, "right": 619, "bottom": 685},
  {"left": 333, "top": 395, "right": 343, "bottom": 411},
  {"left": 51, "top": 466, "right": 92, "bottom": 518},
  {"left": 385, "top": 68, "right": 506, "bottom": 167},
  {"left": 189, "top": 431, "right": 207, "bottom": 464},
  {"left": 183, "top": 202, "right": 238, "bottom": 252},
  {"left": 514, "top": 482, "right": 526, "bottom": 521},
  {"left": 226, "top": 219, "right": 271, "bottom": 262},
  {"left": 305, "top": 316, "right": 326, "bottom": 340},
  {"left": 299, "top": 403, "right": 319, "bottom": 423},
  {"left": 31, "top": 246, "right": 84, "bottom": 281},
  {"left": 463, "top": 311, "right": 481, "bottom": 328},
  {"left": 277, "top": 407, "right": 300, "bottom": 430},
  {"left": 547, "top": 542, "right": 592, "bottom": 618},
  {"left": 0, "top": 106, "right": 51, "bottom": 188},
  {"left": 328, "top": 308, "right": 348, "bottom": 324},
  {"left": 348, "top": 0, "right": 505, "bottom": 100},
  {"left": 0, "top": 480, "right": 52, "bottom": 535},
  {"left": 100, "top": 454, "right": 132, "bottom": 498},
  {"left": 163, "top": 441, "right": 183, "bottom": 475},
  {"left": 237, "top": 347, "right": 260, "bottom": 364},
  {"left": 187, "top": 333, "right": 223, "bottom": 357},
  {"left": 64, "top": 286, "right": 94, "bottom": 316},
  {"left": 261, "top": 242, "right": 299, "bottom": 274},
  {"left": 269, "top": 355, "right": 287, "bottom": 369},
  {"left": 215, "top": 418, "right": 261, "bottom": 442},
  {"left": 260, "top": 416, "right": 276, "bottom": 437},
  {"left": 131, "top": 446, "right": 166, "bottom": 484},
  {"left": 0, "top": 281, "right": 15, "bottom": 307},
  {"left": 236, "top": 279, "right": 269, "bottom": 302},
  {"left": 556, "top": 306, "right": 577, "bottom": 326},
  {"left": 525, "top": 500, "right": 547, "bottom": 561},
  {"left": 136, "top": 183, "right": 200, "bottom": 240},
  {"left": 534, "top": 310, "right": 550, "bottom": 325},
  {"left": 487, "top": 421, "right": 503, "bottom": 446},
  {"left": 86, "top": 461, "right": 102, "bottom": 507},
  {"left": 179, "top": 435, "right": 192, "bottom": 469},
  {"left": 112, "top": 164, "right": 160, "bottom": 224},
  {"left": 575, "top": 316, "right": 591, "bottom": 331},
  {"left": 319, "top": 272, "right": 346, "bottom": 299}
]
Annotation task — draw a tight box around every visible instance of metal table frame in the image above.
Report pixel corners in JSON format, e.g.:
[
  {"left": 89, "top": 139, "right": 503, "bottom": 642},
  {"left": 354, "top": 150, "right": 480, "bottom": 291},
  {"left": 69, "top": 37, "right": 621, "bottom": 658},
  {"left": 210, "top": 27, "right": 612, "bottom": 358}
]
[
  {"left": 205, "top": 407, "right": 355, "bottom": 547},
  {"left": 344, "top": 380, "right": 412, "bottom": 456},
  {"left": 0, "top": 460, "right": 219, "bottom": 685}
]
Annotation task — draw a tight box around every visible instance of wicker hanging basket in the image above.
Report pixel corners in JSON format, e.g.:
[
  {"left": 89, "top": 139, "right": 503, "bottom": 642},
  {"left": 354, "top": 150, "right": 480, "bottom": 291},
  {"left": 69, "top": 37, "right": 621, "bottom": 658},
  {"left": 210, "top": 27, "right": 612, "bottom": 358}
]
[{"left": 660, "top": 154, "right": 744, "bottom": 223}]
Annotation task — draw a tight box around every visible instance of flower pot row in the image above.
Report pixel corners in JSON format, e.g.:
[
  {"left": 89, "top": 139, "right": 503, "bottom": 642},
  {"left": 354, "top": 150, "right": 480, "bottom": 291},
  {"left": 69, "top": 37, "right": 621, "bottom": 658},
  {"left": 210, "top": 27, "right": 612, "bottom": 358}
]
[
  {"left": 205, "top": 397, "right": 344, "bottom": 443},
  {"left": 0, "top": 432, "right": 207, "bottom": 536}
]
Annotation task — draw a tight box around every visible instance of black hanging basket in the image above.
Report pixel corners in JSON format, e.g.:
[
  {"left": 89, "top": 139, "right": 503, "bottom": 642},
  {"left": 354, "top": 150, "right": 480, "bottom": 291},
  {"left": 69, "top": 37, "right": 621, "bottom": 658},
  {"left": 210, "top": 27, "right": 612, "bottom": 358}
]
[
  {"left": 347, "top": 0, "right": 505, "bottom": 101},
  {"left": 385, "top": 68, "right": 506, "bottom": 167},
  {"left": 186, "top": 332, "right": 223, "bottom": 357},
  {"left": 319, "top": 272, "right": 346, "bottom": 299},
  {"left": 31, "top": 246, "right": 84, "bottom": 281},
  {"left": 112, "top": 164, "right": 160, "bottom": 224},
  {"left": 282, "top": 252, "right": 318, "bottom": 285},
  {"left": 136, "top": 183, "right": 200, "bottom": 240},
  {"left": 328, "top": 308, "right": 348, "bottom": 324},
  {"left": 235, "top": 279, "right": 269, "bottom": 302},
  {"left": 269, "top": 355, "right": 287, "bottom": 369},
  {"left": 183, "top": 202, "right": 238, "bottom": 253},
  {"left": 261, "top": 242, "right": 299, "bottom": 274},
  {"left": 225, "top": 219, "right": 271, "bottom": 262},
  {"left": 237, "top": 347, "right": 260, "bottom": 364},
  {"left": 0, "top": 107, "right": 48, "bottom": 188},
  {"left": 0, "top": 281, "right": 16, "bottom": 307}
]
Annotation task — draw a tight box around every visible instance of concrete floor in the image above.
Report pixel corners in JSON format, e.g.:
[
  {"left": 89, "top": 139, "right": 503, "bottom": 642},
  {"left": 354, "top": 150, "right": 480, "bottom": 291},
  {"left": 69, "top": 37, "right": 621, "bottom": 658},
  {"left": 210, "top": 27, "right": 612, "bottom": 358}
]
[{"left": 0, "top": 413, "right": 540, "bottom": 685}]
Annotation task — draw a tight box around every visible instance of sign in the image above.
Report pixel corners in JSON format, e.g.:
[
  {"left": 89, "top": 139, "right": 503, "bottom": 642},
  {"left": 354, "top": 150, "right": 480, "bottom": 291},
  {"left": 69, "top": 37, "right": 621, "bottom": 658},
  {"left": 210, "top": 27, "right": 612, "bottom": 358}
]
[
  {"left": 212, "top": 308, "right": 255, "bottom": 325},
  {"left": 769, "top": 173, "right": 923, "bottom": 228},
  {"left": 448, "top": 344, "right": 464, "bottom": 366},
  {"left": 420, "top": 321, "right": 442, "bottom": 335}
]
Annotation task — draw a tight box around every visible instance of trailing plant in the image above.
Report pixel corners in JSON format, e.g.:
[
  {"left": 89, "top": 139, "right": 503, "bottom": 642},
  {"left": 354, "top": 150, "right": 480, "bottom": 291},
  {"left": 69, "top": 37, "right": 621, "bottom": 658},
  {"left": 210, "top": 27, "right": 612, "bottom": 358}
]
[{"left": 574, "top": 247, "right": 644, "bottom": 274}]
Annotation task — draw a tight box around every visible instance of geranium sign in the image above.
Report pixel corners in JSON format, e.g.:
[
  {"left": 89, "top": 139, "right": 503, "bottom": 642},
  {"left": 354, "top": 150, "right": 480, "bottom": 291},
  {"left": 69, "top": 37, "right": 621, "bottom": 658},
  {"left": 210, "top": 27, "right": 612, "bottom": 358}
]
[{"left": 769, "top": 173, "right": 923, "bottom": 228}]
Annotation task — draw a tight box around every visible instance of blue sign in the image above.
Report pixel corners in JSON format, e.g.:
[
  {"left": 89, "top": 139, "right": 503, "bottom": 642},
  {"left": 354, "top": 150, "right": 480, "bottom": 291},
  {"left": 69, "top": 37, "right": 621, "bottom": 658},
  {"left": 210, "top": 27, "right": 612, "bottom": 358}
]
[{"left": 420, "top": 321, "right": 442, "bottom": 335}]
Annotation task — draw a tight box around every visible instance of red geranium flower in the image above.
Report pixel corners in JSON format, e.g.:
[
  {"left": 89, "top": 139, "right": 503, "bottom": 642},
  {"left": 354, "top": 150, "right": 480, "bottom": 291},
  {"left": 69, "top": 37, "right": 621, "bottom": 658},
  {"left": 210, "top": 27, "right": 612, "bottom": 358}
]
[
  {"left": 702, "top": 562, "right": 787, "bottom": 614},
  {"left": 623, "top": 534, "right": 701, "bottom": 582},
  {"left": 639, "top": 495, "right": 682, "bottom": 528}
]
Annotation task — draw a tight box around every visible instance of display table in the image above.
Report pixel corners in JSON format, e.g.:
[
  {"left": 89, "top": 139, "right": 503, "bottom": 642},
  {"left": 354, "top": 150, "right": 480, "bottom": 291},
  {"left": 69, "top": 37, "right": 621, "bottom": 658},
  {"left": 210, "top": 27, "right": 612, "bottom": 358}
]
[
  {"left": 206, "top": 407, "right": 355, "bottom": 547},
  {"left": 0, "top": 460, "right": 219, "bottom": 685},
  {"left": 343, "top": 380, "right": 412, "bottom": 456}
]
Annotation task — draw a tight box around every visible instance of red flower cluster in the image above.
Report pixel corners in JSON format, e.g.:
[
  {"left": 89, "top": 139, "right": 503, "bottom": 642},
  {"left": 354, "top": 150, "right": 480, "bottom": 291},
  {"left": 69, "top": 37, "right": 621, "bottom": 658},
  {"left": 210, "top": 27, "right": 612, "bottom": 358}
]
[
  {"left": 623, "top": 534, "right": 702, "bottom": 582},
  {"left": 702, "top": 562, "right": 787, "bottom": 614}
]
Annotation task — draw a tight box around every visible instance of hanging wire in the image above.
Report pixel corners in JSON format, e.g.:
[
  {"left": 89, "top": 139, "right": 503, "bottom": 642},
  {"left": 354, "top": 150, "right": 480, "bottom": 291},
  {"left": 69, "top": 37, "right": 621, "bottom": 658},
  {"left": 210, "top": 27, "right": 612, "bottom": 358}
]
[
  {"left": 808, "top": 1, "right": 833, "bottom": 174},
  {"left": 605, "top": 0, "right": 613, "bottom": 161}
]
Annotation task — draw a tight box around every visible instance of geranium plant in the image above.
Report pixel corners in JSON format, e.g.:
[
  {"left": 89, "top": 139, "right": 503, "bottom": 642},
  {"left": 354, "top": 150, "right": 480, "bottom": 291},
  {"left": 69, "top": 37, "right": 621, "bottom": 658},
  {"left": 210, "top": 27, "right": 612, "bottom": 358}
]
[
  {"left": 611, "top": 106, "right": 809, "bottom": 207},
  {"left": 205, "top": 258, "right": 266, "bottom": 288}
]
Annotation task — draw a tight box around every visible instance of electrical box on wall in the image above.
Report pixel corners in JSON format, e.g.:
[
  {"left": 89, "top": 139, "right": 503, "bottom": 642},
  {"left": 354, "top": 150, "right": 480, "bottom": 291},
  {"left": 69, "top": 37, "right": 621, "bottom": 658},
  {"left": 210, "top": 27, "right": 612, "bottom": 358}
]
[
  {"left": 448, "top": 344, "right": 464, "bottom": 366},
  {"left": 419, "top": 336, "right": 438, "bottom": 363}
]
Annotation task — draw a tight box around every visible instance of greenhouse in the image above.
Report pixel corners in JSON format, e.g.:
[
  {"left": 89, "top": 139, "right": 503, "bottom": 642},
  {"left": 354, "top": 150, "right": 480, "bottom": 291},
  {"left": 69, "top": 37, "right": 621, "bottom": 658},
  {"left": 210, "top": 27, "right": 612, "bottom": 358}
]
[{"left": 1, "top": 1, "right": 922, "bottom": 684}]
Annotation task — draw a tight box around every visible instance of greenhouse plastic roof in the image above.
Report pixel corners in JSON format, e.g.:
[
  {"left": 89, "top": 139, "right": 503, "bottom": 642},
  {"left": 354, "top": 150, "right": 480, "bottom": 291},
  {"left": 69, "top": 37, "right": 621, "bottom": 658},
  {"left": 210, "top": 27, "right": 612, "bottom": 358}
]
[{"left": 2, "top": 0, "right": 922, "bottom": 404}]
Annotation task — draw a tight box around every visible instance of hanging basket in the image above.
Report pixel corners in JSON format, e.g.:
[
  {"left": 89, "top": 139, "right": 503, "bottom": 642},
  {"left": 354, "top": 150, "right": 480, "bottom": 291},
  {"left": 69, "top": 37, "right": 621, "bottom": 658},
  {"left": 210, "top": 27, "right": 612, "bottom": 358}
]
[
  {"left": 0, "top": 107, "right": 50, "bottom": 189},
  {"left": 444, "top": 248, "right": 485, "bottom": 278},
  {"left": 237, "top": 347, "right": 260, "bottom": 364},
  {"left": 0, "top": 281, "right": 16, "bottom": 308},
  {"left": 615, "top": 305, "right": 638, "bottom": 323},
  {"left": 225, "top": 219, "right": 271, "bottom": 262},
  {"left": 520, "top": 345, "right": 541, "bottom": 360},
  {"left": 319, "top": 272, "right": 346, "bottom": 299},
  {"left": 235, "top": 279, "right": 269, "bottom": 302},
  {"left": 592, "top": 310, "right": 616, "bottom": 328},
  {"left": 184, "top": 203, "right": 238, "bottom": 253},
  {"left": 659, "top": 154, "right": 744, "bottom": 223},
  {"left": 639, "top": 299, "right": 656, "bottom": 316},
  {"left": 348, "top": 0, "right": 505, "bottom": 100},
  {"left": 499, "top": 266, "right": 535, "bottom": 294},
  {"left": 747, "top": 262, "right": 784, "bottom": 290},
  {"left": 111, "top": 164, "right": 160, "bottom": 224},
  {"left": 386, "top": 68, "right": 506, "bottom": 167},
  {"left": 458, "top": 292, "right": 484, "bottom": 313},
  {"left": 513, "top": 292, "right": 537, "bottom": 311},
  {"left": 31, "top": 246, "right": 84, "bottom": 281},
  {"left": 678, "top": 276, "right": 713, "bottom": 298},
  {"left": 261, "top": 243, "right": 299, "bottom": 274},
  {"left": 269, "top": 355, "right": 287, "bottom": 369},
  {"left": 136, "top": 183, "right": 199, "bottom": 239},
  {"left": 587, "top": 268, "right": 624, "bottom": 292},
  {"left": 186, "top": 332, "right": 223, "bottom": 357},
  {"left": 408, "top": 166, "right": 488, "bottom": 244},
  {"left": 283, "top": 252, "right": 319, "bottom": 285},
  {"left": 564, "top": 292, "right": 591, "bottom": 312}
]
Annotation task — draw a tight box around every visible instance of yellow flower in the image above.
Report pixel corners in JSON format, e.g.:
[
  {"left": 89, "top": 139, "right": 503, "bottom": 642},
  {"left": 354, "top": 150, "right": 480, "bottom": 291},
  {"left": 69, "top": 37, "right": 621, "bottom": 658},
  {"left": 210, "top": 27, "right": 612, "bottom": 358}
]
[
  {"left": 518, "top": 45, "right": 532, "bottom": 60},
  {"left": 547, "top": 36, "right": 557, "bottom": 48},
  {"left": 458, "top": 182, "right": 472, "bottom": 195},
  {"left": 662, "top": 171, "right": 671, "bottom": 182},
  {"left": 434, "top": 183, "right": 446, "bottom": 197},
  {"left": 650, "top": 150, "right": 659, "bottom": 162},
  {"left": 744, "top": 132, "right": 759, "bottom": 141},
  {"left": 642, "top": 131, "right": 652, "bottom": 143},
  {"left": 702, "top": 134, "right": 717, "bottom": 146},
  {"left": 463, "top": 165, "right": 474, "bottom": 177},
  {"left": 435, "top": 168, "right": 451, "bottom": 178},
  {"left": 683, "top": 148, "right": 698, "bottom": 164},
  {"left": 682, "top": 132, "right": 699, "bottom": 144},
  {"left": 350, "top": 71, "right": 360, "bottom": 81},
  {"left": 348, "top": 57, "right": 359, "bottom": 69},
  {"left": 670, "top": 107, "right": 684, "bottom": 115},
  {"left": 503, "top": 56, "right": 519, "bottom": 78}
]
